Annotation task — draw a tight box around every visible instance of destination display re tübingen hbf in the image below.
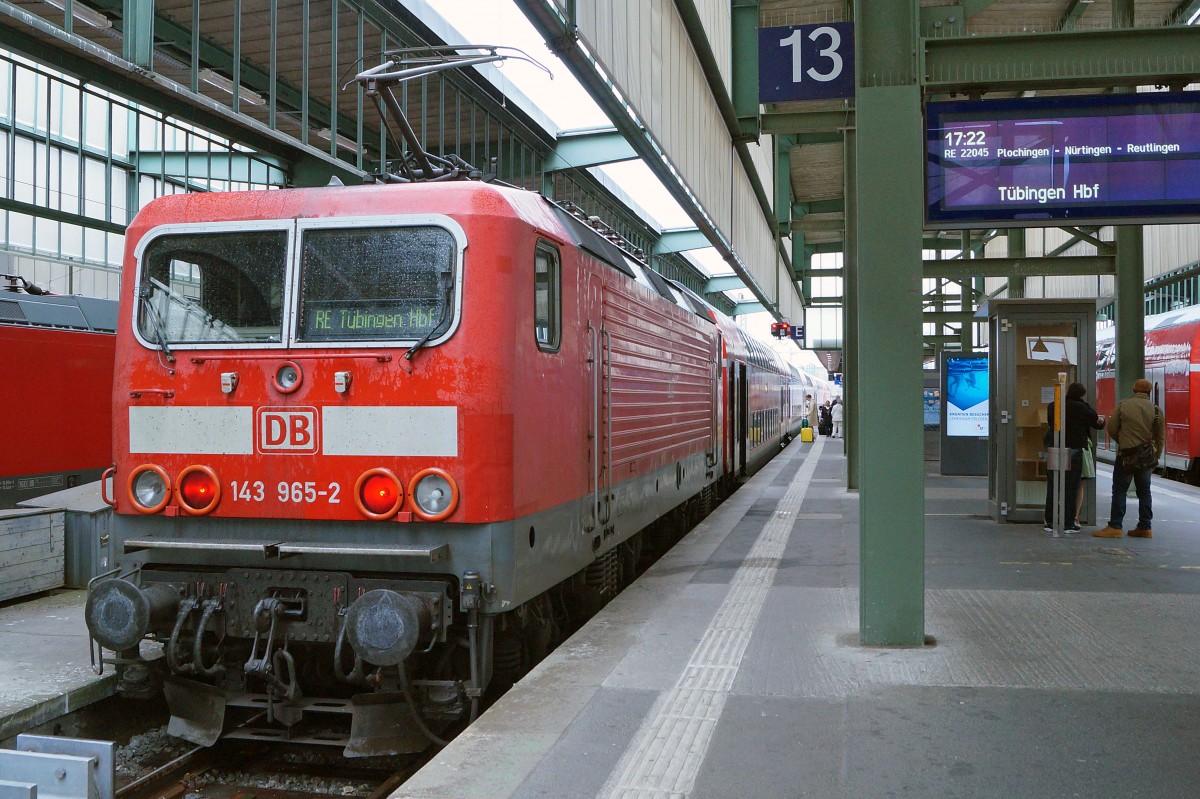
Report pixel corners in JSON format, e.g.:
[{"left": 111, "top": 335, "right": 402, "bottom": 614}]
[{"left": 926, "top": 97, "right": 1200, "bottom": 224}]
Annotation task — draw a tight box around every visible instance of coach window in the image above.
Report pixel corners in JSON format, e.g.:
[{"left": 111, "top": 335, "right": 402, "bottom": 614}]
[{"left": 534, "top": 242, "right": 561, "bottom": 351}]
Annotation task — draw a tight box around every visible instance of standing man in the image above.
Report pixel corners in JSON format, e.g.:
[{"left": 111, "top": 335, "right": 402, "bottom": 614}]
[
  {"left": 804, "top": 394, "right": 817, "bottom": 432},
  {"left": 1094, "top": 378, "right": 1165, "bottom": 539},
  {"left": 831, "top": 398, "right": 844, "bottom": 438}
]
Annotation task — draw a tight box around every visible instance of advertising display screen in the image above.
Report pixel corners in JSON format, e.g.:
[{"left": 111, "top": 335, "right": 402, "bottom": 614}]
[
  {"left": 926, "top": 93, "right": 1200, "bottom": 227},
  {"left": 945, "top": 356, "right": 989, "bottom": 437}
]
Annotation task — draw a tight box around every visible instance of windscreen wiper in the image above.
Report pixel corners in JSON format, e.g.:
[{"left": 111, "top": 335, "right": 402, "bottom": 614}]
[
  {"left": 138, "top": 285, "right": 176, "bottom": 366},
  {"left": 404, "top": 268, "right": 453, "bottom": 364}
]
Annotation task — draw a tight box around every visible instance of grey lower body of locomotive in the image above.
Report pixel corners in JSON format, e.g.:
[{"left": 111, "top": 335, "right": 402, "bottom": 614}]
[{"left": 84, "top": 449, "right": 731, "bottom": 754}]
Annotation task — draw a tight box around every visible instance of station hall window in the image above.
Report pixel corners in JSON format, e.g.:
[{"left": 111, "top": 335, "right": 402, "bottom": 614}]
[{"left": 534, "top": 242, "right": 561, "bottom": 351}]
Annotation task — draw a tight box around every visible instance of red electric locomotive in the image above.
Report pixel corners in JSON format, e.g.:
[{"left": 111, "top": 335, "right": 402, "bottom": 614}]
[
  {"left": 83, "top": 177, "right": 812, "bottom": 752},
  {"left": 1096, "top": 303, "right": 1200, "bottom": 482},
  {"left": 0, "top": 277, "right": 116, "bottom": 508}
]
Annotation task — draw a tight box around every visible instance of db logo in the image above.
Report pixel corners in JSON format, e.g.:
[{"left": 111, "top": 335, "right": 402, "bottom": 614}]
[{"left": 256, "top": 407, "right": 319, "bottom": 454}]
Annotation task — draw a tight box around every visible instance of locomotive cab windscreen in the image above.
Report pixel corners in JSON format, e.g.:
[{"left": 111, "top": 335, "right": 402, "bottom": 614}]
[
  {"left": 138, "top": 227, "right": 289, "bottom": 345},
  {"left": 135, "top": 219, "right": 462, "bottom": 350}
]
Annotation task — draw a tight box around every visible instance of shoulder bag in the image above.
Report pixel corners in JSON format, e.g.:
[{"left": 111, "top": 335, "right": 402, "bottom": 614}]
[{"left": 1116, "top": 406, "right": 1161, "bottom": 471}]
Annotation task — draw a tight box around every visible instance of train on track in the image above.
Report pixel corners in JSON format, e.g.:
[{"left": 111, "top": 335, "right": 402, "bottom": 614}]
[
  {"left": 1096, "top": 303, "right": 1200, "bottom": 484},
  {"left": 82, "top": 175, "right": 829, "bottom": 755},
  {"left": 0, "top": 277, "right": 116, "bottom": 508}
]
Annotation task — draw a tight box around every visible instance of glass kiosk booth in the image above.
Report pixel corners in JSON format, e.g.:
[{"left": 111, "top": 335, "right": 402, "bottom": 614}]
[{"left": 987, "top": 300, "right": 1098, "bottom": 524}]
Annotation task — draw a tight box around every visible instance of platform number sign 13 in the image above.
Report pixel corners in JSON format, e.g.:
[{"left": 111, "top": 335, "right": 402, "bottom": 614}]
[{"left": 759, "top": 23, "right": 854, "bottom": 102}]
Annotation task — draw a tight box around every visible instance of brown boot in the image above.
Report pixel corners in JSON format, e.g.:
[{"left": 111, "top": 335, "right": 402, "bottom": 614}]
[
  {"left": 1093, "top": 525, "right": 1124, "bottom": 538},
  {"left": 1128, "top": 527, "right": 1152, "bottom": 538}
]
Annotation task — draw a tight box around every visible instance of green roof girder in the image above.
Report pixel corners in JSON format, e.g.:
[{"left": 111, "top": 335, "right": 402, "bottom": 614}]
[
  {"left": 0, "top": 10, "right": 324, "bottom": 166},
  {"left": 963, "top": 0, "right": 1004, "bottom": 16},
  {"left": 92, "top": 0, "right": 355, "bottom": 138},
  {"left": 133, "top": 151, "right": 289, "bottom": 186},
  {"left": 0, "top": 196, "right": 125, "bottom": 235},
  {"left": 762, "top": 110, "right": 854, "bottom": 136},
  {"left": 654, "top": 229, "right": 710, "bottom": 255},
  {"left": 924, "top": 255, "right": 1115, "bottom": 279},
  {"left": 1059, "top": 0, "right": 1093, "bottom": 31},
  {"left": 543, "top": 130, "right": 637, "bottom": 172},
  {"left": 1059, "top": 226, "right": 1115, "bottom": 255},
  {"left": 733, "top": 301, "right": 764, "bottom": 315},
  {"left": 789, "top": 216, "right": 844, "bottom": 234},
  {"left": 924, "top": 26, "right": 1200, "bottom": 93},
  {"left": 799, "top": 199, "right": 845, "bottom": 215},
  {"left": 705, "top": 275, "right": 746, "bottom": 293},
  {"left": 1169, "top": 1, "right": 1200, "bottom": 24}
]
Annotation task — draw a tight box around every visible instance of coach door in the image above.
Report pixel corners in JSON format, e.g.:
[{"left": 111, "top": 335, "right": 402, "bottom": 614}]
[
  {"left": 1147, "top": 365, "right": 1166, "bottom": 416},
  {"left": 708, "top": 335, "right": 721, "bottom": 469},
  {"left": 732, "top": 362, "right": 748, "bottom": 477},
  {"left": 585, "top": 275, "right": 612, "bottom": 531}
]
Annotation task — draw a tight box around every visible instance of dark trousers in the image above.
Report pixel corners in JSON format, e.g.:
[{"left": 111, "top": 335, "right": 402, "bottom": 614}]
[
  {"left": 1108, "top": 460, "right": 1153, "bottom": 530},
  {"left": 1044, "top": 448, "right": 1082, "bottom": 528}
]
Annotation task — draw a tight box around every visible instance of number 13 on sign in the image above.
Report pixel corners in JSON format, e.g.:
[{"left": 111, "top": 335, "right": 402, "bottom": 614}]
[
  {"left": 780, "top": 26, "right": 843, "bottom": 83},
  {"left": 758, "top": 22, "right": 855, "bottom": 102}
]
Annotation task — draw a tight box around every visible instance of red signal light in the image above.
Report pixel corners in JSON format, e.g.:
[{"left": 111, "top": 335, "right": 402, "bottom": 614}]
[
  {"left": 354, "top": 468, "right": 403, "bottom": 519},
  {"left": 175, "top": 465, "right": 221, "bottom": 515}
]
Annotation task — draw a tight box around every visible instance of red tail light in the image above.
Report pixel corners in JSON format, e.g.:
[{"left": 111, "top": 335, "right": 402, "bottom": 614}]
[
  {"left": 354, "top": 468, "right": 403, "bottom": 519},
  {"left": 176, "top": 466, "right": 221, "bottom": 515}
]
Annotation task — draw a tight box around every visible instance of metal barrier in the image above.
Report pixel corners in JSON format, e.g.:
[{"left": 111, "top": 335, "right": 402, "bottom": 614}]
[{"left": 0, "top": 735, "right": 114, "bottom": 799}]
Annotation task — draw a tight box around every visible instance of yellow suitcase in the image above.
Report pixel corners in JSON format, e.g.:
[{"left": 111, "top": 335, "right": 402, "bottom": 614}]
[{"left": 800, "top": 427, "right": 814, "bottom": 443}]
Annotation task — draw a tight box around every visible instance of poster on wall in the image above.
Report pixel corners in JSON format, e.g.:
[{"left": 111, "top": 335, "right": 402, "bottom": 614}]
[
  {"left": 923, "top": 388, "right": 941, "bottom": 428},
  {"left": 946, "top": 356, "right": 989, "bottom": 437}
]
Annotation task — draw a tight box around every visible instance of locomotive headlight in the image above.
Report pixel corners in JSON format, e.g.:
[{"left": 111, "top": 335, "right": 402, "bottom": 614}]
[
  {"left": 176, "top": 465, "right": 221, "bottom": 515},
  {"left": 128, "top": 465, "right": 170, "bottom": 513},
  {"left": 354, "top": 468, "right": 403, "bottom": 519},
  {"left": 272, "top": 360, "right": 303, "bottom": 393},
  {"left": 408, "top": 468, "right": 458, "bottom": 521}
]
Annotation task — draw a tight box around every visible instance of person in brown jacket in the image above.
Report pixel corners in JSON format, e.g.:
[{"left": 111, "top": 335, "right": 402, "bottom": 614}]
[{"left": 1094, "top": 378, "right": 1165, "bottom": 538}]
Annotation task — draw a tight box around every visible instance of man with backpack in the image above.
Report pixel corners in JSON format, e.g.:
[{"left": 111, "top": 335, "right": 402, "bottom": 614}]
[{"left": 1094, "top": 378, "right": 1165, "bottom": 539}]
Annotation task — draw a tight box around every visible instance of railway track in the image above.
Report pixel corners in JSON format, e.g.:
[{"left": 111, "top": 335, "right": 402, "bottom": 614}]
[
  {"left": 114, "top": 740, "right": 422, "bottom": 799},
  {"left": 4, "top": 696, "right": 430, "bottom": 799}
]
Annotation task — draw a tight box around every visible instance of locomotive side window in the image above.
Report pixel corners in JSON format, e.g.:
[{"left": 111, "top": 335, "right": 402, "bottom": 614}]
[
  {"left": 138, "top": 231, "right": 288, "bottom": 344},
  {"left": 298, "top": 225, "right": 456, "bottom": 342},
  {"left": 534, "top": 242, "right": 560, "bottom": 351}
]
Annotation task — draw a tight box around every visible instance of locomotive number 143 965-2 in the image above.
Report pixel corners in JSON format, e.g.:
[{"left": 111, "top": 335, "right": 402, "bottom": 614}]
[{"left": 230, "top": 480, "right": 342, "bottom": 504}]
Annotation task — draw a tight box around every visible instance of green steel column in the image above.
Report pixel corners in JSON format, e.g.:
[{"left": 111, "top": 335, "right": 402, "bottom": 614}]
[
  {"left": 1115, "top": 226, "right": 1145, "bottom": 398},
  {"left": 844, "top": 128, "right": 859, "bottom": 486},
  {"left": 1112, "top": 0, "right": 1143, "bottom": 398},
  {"left": 731, "top": 0, "right": 760, "bottom": 140},
  {"left": 775, "top": 136, "right": 793, "bottom": 234},
  {"left": 959, "top": 233, "right": 972, "bottom": 352},
  {"left": 1007, "top": 229, "right": 1026, "bottom": 298},
  {"left": 855, "top": 1, "right": 925, "bottom": 646},
  {"left": 123, "top": 0, "right": 155, "bottom": 68}
]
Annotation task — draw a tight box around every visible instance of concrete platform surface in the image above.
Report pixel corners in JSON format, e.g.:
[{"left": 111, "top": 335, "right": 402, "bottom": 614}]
[
  {"left": 393, "top": 437, "right": 1200, "bottom": 799},
  {"left": 0, "top": 589, "right": 114, "bottom": 742}
]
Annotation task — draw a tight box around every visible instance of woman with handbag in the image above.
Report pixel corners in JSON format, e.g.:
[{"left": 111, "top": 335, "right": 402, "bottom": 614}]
[
  {"left": 1044, "top": 382, "right": 1105, "bottom": 534},
  {"left": 1076, "top": 437, "right": 1096, "bottom": 523},
  {"left": 1094, "top": 379, "right": 1165, "bottom": 539}
]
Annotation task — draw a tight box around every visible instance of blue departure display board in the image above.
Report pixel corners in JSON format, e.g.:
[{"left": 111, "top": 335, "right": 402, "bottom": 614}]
[{"left": 926, "top": 93, "right": 1200, "bottom": 227}]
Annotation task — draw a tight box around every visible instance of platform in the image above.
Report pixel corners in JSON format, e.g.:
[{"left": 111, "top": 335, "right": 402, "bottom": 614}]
[
  {"left": 0, "top": 590, "right": 115, "bottom": 743},
  {"left": 394, "top": 437, "right": 1200, "bottom": 799}
]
